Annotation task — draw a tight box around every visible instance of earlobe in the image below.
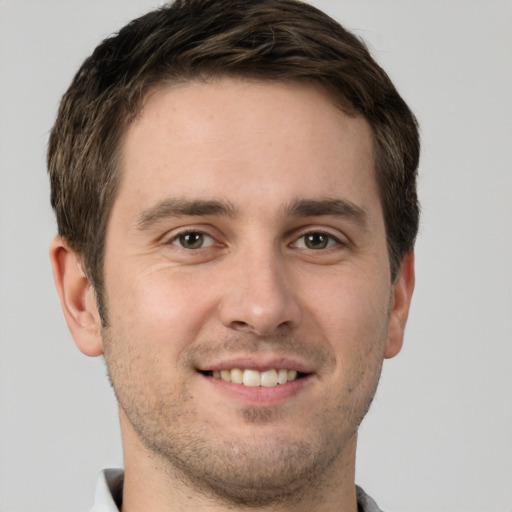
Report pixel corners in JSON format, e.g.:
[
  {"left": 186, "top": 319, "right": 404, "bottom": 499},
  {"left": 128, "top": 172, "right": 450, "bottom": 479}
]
[
  {"left": 385, "top": 251, "right": 415, "bottom": 359},
  {"left": 49, "top": 236, "right": 104, "bottom": 357}
]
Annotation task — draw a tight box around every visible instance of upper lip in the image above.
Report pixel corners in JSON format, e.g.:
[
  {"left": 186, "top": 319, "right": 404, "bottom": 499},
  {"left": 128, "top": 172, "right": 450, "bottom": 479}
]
[{"left": 196, "top": 355, "right": 315, "bottom": 374}]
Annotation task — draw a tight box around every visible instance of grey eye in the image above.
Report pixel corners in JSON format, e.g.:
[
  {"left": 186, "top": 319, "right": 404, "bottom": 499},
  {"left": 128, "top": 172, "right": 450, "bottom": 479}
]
[
  {"left": 304, "top": 233, "right": 330, "bottom": 249},
  {"left": 294, "top": 232, "right": 338, "bottom": 250},
  {"left": 173, "top": 232, "right": 214, "bottom": 249}
]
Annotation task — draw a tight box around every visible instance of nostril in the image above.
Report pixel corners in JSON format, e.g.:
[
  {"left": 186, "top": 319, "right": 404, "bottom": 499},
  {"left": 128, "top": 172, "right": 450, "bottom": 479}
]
[
  {"left": 227, "top": 319, "right": 295, "bottom": 337},
  {"left": 219, "top": 286, "right": 302, "bottom": 336},
  {"left": 229, "top": 320, "right": 251, "bottom": 331}
]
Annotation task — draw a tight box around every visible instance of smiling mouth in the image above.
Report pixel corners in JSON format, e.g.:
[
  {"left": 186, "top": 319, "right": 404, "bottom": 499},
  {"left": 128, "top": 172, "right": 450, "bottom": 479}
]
[{"left": 199, "top": 368, "right": 308, "bottom": 387}]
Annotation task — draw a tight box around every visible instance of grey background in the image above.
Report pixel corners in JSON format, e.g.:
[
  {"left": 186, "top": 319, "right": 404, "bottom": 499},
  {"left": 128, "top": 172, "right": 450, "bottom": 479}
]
[{"left": 1, "top": 1, "right": 511, "bottom": 511}]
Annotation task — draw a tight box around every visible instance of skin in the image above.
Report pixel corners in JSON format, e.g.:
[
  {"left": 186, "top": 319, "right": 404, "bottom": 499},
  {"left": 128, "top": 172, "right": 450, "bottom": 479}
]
[{"left": 51, "top": 79, "right": 415, "bottom": 512}]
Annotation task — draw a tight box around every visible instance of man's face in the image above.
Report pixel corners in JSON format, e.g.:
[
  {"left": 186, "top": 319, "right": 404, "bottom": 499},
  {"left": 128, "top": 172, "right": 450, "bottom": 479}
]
[{"left": 99, "top": 79, "right": 410, "bottom": 504}]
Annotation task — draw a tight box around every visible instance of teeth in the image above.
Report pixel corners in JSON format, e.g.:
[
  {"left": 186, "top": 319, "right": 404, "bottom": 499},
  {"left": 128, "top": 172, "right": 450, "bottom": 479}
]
[
  {"left": 243, "top": 369, "right": 261, "bottom": 387},
  {"left": 231, "top": 368, "right": 243, "bottom": 384},
  {"left": 220, "top": 369, "right": 232, "bottom": 382},
  {"left": 278, "top": 368, "right": 288, "bottom": 385},
  {"left": 260, "top": 369, "right": 278, "bottom": 387},
  {"left": 211, "top": 368, "right": 301, "bottom": 386}
]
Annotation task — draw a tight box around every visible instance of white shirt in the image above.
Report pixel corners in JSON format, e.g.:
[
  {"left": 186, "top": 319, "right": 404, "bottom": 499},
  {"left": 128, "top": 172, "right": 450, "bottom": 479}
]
[{"left": 89, "top": 469, "right": 384, "bottom": 512}]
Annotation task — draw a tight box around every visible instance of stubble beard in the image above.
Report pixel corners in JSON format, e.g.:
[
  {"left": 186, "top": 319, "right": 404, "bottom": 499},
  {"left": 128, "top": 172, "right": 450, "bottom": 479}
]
[
  {"left": 103, "top": 329, "right": 385, "bottom": 508},
  {"left": 119, "top": 400, "right": 362, "bottom": 508},
  {"left": 147, "top": 421, "right": 342, "bottom": 507}
]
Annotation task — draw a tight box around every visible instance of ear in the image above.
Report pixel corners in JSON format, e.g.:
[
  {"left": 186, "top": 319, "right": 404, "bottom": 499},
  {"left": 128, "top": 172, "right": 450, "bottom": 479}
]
[
  {"left": 49, "top": 236, "right": 104, "bottom": 357},
  {"left": 384, "top": 251, "right": 415, "bottom": 359}
]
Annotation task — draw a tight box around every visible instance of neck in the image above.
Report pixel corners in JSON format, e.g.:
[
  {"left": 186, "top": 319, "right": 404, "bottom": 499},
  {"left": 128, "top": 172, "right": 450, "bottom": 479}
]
[{"left": 119, "top": 410, "right": 359, "bottom": 512}]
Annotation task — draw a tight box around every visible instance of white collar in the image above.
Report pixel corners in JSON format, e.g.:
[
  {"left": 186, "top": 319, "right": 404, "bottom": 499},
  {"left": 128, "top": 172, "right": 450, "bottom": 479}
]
[{"left": 89, "top": 468, "right": 124, "bottom": 512}]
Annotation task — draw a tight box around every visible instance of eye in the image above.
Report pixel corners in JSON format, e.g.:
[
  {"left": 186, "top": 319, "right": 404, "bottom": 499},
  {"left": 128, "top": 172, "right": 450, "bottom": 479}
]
[
  {"left": 171, "top": 231, "right": 215, "bottom": 250},
  {"left": 293, "top": 232, "right": 340, "bottom": 250}
]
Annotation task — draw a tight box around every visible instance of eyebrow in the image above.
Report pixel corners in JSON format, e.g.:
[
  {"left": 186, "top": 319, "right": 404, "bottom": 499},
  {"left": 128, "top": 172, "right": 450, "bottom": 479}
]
[
  {"left": 135, "top": 196, "right": 368, "bottom": 231},
  {"left": 286, "top": 198, "right": 368, "bottom": 228},
  {"left": 136, "top": 198, "right": 237, "bottom": 230}
]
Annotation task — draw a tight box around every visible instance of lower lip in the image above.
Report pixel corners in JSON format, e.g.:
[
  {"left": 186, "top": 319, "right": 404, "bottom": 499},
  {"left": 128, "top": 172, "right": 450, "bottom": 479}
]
[{"left": 203, "top": 374, "right": 312, "bottom": 405}]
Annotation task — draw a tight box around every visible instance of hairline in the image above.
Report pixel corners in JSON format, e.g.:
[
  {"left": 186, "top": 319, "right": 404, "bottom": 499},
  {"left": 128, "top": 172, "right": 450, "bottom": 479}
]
[
  {"left": 94, "top": 76, "right": 390, "bottom": 297},
  {"left": 81, "top": 79, "right": 405, "bottom": 328}
]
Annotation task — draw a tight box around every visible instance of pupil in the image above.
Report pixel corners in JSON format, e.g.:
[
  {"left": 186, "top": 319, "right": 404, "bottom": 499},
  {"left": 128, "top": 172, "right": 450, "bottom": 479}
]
[
  {"left": 306, "top": 233, "right": 327, "bottom": 249},
  {"left": 181, "top": 232, "right": 203, "bottom": 248}
]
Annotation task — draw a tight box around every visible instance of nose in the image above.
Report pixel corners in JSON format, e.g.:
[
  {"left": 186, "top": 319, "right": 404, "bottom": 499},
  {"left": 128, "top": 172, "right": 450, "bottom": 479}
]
[{"left": 218, "top": 249, "right": 302, "bottom": 336}]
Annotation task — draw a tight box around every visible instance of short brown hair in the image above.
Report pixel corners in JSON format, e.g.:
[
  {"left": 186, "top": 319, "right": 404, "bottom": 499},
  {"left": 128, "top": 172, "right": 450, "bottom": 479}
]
[{"left": 48, "top": 0, "right": 420, "bottom": 317}]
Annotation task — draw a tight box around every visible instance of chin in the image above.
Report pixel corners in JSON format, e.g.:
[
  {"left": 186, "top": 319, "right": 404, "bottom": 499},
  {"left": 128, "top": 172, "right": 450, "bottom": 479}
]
[{"left": 135, "top": 412, "right": 354, "bottom": 508}]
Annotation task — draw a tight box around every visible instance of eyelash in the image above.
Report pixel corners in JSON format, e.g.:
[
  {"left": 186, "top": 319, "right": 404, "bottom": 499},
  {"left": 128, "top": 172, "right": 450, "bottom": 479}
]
[
  {"left": 167, "top": 228, "right": 344, "bottom": 251},
  {"left": 291, "top": 231, "right": 343, "bottom": 250},
  {"left": 169, "top": 230, "right": 216, "bottom": 250}
]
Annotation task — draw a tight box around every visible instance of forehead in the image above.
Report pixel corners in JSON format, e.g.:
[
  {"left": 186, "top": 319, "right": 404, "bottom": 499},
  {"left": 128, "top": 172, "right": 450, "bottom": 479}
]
[{"left": 116, "top": 78, "right": 378, "bottom": 219}]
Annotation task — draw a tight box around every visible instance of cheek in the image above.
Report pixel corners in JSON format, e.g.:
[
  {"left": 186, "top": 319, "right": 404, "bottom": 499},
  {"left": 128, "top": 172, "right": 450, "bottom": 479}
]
[
  {"left": 102, "top": 273, "right": 200, "bottom": 397},
  {"left": 307, "top": 276, "right": 391, "bottom": 378},
  {"left": 310, "top": 274, "right": 389, "bottom": 336},
  {"left": 109, "top": 266, "right": 218, "bottom": 343}
]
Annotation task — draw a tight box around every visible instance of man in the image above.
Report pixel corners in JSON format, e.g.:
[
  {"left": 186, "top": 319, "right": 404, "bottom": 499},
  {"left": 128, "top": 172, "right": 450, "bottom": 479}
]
[{"left": 48, "top": 0, "right": 419, "bottom": 510}]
